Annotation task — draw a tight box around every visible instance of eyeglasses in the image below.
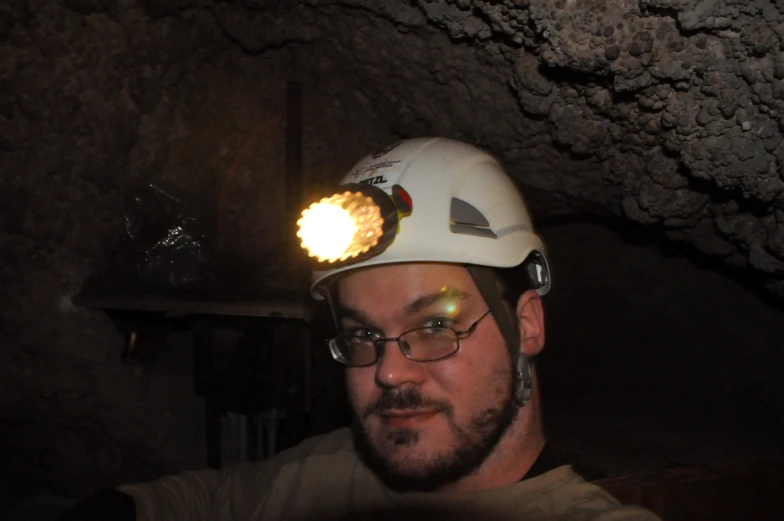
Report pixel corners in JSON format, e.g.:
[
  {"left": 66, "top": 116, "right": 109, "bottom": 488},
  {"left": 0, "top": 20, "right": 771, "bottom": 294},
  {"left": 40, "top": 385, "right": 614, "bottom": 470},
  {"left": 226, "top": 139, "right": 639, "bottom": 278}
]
[{"left": 328, "top": 310, "right": 492, "bottom": 367}]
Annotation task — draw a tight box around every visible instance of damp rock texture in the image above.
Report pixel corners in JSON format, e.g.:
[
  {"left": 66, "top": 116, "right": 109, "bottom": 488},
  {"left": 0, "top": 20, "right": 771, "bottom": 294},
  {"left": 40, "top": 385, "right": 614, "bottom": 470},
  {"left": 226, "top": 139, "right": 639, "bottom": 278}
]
[
  {"left": 291, "top": 0, "right": 784, "bottom": 298},
  {"left": 1, "top": 0, "right": 784, "bottom": 509},
  {"left": 179, "top": 0, "right": 783, "bottom": 297},
  {"left": 0, "top": 0, "right": 226, "bottom": 509}
]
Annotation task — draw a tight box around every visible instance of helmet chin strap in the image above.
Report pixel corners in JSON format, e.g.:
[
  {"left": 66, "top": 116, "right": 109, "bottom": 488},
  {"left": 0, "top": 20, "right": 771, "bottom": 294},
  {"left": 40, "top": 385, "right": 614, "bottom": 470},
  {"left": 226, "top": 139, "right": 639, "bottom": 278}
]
[{"left": 467, "top": 265, "right": 533, "bottom": 408}]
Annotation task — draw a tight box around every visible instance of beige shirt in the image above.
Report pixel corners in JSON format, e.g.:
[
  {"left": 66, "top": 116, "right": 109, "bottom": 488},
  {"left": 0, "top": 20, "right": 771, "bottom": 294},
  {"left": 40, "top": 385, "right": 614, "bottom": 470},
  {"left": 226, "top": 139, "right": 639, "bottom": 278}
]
[{"left": 119, "top": 428, "right": 661, "bottom": 521}]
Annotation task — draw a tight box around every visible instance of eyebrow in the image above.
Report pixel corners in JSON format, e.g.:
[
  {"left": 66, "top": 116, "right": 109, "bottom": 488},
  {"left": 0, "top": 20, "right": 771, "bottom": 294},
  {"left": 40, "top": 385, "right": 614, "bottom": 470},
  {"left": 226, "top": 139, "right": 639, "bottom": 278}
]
[
  {"left": 337, "top": 287, "right": 471, "bottom": 326},
  {"left": 337, "top": 307, "right": 376, "bottom": 327},
  {"left": 403, "top": 288, "right": 471, "bottom": 316}
]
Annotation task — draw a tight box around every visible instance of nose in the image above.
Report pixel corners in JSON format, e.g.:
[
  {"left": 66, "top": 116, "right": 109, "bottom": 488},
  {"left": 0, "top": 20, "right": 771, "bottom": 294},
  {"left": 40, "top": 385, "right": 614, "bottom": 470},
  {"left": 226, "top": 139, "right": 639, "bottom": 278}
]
[{"left": 374, "top": 339, "right": 426, "bottom": 389}]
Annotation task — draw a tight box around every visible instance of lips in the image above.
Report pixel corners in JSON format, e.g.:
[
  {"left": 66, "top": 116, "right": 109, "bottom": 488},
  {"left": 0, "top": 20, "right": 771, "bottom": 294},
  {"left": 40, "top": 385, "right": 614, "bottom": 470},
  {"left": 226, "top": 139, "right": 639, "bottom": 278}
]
[{"left": 378, "top": 409, "right": 438, "bottom": 427}]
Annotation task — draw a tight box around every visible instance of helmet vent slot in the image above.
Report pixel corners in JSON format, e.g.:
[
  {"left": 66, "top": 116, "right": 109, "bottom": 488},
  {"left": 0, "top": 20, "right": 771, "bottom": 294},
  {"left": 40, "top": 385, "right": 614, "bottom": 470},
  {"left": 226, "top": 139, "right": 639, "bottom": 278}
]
[{"left": 450, "top": 198, "right": 497, "bottom": 238}]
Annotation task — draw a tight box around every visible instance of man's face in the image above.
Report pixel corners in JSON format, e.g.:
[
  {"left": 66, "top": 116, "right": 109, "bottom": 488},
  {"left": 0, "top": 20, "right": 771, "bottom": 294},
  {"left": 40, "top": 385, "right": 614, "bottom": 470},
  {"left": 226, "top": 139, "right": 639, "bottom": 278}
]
[{"left": 335, "top": 263, "right": 518, "bottom": 491}]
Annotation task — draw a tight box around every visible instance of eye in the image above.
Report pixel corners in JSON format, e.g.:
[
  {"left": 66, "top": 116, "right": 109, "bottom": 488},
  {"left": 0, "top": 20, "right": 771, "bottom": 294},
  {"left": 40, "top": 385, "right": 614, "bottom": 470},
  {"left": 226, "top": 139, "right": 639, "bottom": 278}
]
[
  {"left": 344, "top": 327, "right": 381, "bottom": 341},
  {"left": 421, "top": 316, "right": 455, "bottom": 330}
]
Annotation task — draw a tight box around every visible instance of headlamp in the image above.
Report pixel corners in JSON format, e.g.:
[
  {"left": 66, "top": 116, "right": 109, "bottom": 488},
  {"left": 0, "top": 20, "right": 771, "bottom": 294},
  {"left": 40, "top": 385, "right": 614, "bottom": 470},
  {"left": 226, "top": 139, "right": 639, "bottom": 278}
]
[{"left": 297, "top": 183, "right": 411, "bottom": 264}]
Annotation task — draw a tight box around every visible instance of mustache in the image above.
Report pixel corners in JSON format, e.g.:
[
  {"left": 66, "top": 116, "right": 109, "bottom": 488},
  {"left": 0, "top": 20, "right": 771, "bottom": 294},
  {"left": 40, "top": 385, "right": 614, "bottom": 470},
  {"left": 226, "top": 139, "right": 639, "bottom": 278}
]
[{"left": 364, "top": 388, "right": 450, "bottom": 418}]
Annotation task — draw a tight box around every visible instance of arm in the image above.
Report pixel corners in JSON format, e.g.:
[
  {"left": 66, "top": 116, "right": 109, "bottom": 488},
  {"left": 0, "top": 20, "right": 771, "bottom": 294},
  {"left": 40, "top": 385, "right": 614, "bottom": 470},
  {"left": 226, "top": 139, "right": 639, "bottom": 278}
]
[
  {"left": 58, "top": 429, "right": 353, "bottom": 521},
  {"left": 116, "top": 468, "right": 225, "bottom": 521},
  {"left": 58, "top": 468, "right": 227, "bottom": 521},
  {"left": 58, "top": 490, "right": 136, "bottom": 521}
]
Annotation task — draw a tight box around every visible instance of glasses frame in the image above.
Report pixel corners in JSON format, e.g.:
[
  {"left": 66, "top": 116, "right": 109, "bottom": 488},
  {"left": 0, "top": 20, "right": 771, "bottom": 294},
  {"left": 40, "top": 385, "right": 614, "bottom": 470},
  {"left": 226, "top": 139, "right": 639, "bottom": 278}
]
[{"left": 328, "top": 309, "right": 492, "bottom": 367}]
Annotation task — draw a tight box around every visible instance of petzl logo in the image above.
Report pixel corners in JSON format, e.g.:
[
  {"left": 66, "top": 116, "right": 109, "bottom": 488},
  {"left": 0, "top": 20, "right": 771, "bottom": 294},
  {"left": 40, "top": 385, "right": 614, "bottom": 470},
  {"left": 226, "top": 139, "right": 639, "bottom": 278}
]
[
  {"left": 359, "top": 175, "right": 388, "bottom": 186},
  {"left": 371, "top": 141, "right": 401, "bottom": 159}
]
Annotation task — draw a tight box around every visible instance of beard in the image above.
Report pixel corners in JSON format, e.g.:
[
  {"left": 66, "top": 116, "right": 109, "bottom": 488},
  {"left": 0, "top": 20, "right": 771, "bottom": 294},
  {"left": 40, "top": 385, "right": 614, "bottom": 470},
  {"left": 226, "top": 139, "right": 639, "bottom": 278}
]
[{"left": 350, "top": 373, "right": 518, "bottom": 492}]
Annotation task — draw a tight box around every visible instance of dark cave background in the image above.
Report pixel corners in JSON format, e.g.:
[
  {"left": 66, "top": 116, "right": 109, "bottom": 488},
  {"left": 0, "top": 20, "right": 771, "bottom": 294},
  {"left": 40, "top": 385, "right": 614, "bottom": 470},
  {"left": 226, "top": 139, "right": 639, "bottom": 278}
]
[{"left": 1, "top": 0, "right": 783, "bottom": 514}]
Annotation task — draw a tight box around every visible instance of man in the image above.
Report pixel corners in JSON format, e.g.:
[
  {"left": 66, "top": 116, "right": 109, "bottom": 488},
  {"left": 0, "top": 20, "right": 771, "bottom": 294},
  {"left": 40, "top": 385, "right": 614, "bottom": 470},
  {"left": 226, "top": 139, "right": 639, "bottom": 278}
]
[{"left": 62, "top": 138, "right": 660, "bottom": 521}]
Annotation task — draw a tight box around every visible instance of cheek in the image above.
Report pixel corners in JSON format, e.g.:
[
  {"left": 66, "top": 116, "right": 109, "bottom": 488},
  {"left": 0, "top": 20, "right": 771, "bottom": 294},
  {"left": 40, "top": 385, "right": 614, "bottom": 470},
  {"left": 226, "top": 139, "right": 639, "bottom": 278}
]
[
  {"left": 429, "top": 335, "right": 510, "bottom": 402},
  {"left": 345, "top": 368, "right": 377, "bottom": 407}
]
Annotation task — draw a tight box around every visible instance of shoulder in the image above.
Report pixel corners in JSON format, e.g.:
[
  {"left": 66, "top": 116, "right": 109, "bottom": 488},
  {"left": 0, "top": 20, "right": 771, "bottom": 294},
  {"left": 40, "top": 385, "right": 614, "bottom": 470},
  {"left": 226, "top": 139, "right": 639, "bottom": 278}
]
[
  {"left": 535, "top": 467, "right": 663, "bottom": 521},
  {"left": 270, "top": 427, "right": 356, "bottom": 465},
  {"left": 227, "top": 428, "right": 368, "bottom": 520},
  {"left": 231, "top": 427, "right": 357, "bottom": 481}
]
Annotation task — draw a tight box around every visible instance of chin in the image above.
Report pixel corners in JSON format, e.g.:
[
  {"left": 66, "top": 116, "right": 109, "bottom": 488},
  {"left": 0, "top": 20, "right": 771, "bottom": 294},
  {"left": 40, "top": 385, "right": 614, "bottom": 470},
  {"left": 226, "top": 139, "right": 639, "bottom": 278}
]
[
  {"left": 377, "top": 440, "right": 454, "bottom": 489},
  {"left": 370, "top": 423, "right": 453, "bottom": 474}
]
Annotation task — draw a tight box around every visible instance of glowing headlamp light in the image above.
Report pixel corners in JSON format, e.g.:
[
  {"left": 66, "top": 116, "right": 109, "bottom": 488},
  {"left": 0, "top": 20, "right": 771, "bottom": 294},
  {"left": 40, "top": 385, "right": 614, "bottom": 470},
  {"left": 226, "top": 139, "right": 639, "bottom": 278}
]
[{"left": 297, "top": 183, "right": 411, "bottom": 264}]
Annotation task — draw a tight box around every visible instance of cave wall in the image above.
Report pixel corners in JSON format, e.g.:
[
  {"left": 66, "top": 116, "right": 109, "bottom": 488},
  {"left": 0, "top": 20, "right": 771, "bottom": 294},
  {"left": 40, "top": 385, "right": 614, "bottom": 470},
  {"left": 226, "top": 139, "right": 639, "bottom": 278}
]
[
  {"left": 0, "top": 1, "right": 224, "bottom": 507},
  {"left": 539, "top": 221, "right": 784, "bottom": 475},
  {"left": 265, "top": 0, "right": 784, "bottom": 297},
  {"left": 0, "top": 0, "right": 396, "bottom": 507},
  {"left": 1, "top": 0, "right": 782, "bottom": 509}
]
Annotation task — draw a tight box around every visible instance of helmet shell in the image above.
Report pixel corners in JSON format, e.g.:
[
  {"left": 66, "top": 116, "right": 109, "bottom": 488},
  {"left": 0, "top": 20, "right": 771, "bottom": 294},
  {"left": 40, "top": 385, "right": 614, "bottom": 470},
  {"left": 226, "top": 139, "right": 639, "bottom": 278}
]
[{"left": 311, "top": 137, "right": 550, "bottom": 297}]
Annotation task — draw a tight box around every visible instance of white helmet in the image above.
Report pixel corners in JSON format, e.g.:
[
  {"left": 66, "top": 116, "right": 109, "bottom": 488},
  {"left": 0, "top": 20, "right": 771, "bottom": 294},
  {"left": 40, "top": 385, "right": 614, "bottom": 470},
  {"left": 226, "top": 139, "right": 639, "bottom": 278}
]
[{"left": 302, "top": 137, "right": 551, "bottom": 297}]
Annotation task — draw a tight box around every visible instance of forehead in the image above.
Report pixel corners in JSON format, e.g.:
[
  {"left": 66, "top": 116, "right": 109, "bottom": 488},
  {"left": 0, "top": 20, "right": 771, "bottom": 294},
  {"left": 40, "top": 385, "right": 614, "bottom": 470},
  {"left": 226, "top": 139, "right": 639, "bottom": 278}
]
[{"left": 335, "top": 263, "right": 477, "bottom": 309}]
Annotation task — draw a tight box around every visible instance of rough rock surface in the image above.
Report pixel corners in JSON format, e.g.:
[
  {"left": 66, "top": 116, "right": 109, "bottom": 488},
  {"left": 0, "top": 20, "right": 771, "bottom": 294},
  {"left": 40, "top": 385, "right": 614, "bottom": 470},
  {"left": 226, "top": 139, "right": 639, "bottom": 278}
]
[
  {"left": 294, "top": 0, "right": 784, "bottom": 298},
  {"left": 1, "top": 0, "right": 782, "bottom": 509},
  {"left": 4, "top": 0, "right": 783, "bottom": 299}
]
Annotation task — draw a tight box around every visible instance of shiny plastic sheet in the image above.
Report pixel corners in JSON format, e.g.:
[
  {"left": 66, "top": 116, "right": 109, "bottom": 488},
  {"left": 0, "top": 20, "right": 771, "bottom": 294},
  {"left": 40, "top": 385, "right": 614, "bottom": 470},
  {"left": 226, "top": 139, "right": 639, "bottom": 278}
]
[{"left": 123, "top": 181, "right": 212, "bottom": 289}]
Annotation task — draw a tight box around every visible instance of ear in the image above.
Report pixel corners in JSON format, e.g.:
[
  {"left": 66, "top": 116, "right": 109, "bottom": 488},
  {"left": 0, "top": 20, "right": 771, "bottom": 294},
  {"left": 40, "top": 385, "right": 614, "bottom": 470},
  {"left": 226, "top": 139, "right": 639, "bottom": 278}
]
[{"left": 516, "top": 289, "right": 545, "bottom": 357}]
